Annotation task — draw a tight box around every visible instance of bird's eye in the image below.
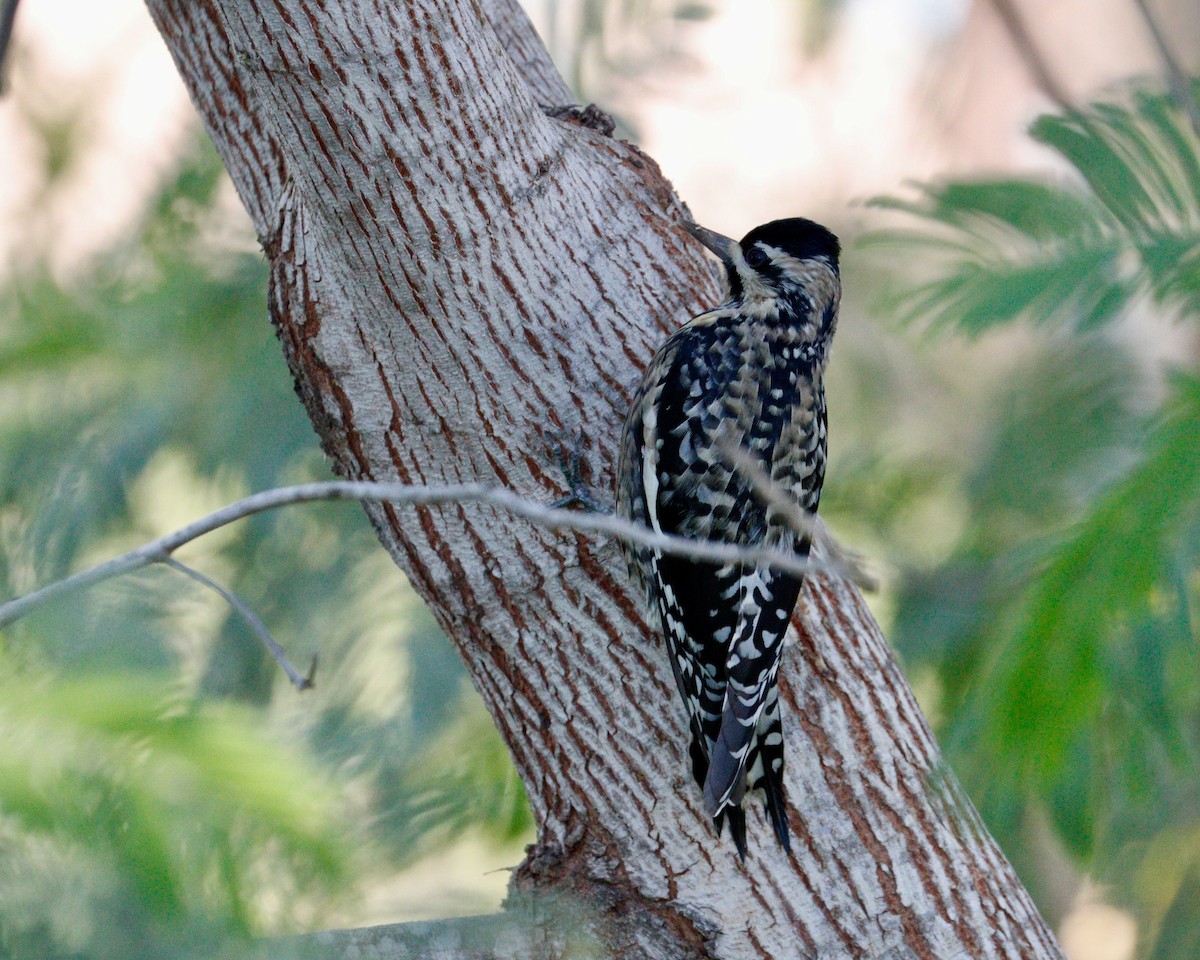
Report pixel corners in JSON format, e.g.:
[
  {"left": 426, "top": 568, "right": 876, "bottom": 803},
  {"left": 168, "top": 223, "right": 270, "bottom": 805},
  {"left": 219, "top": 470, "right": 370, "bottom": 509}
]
[{"left": 745, "top": 246, "right": 770, "bottom": 269}]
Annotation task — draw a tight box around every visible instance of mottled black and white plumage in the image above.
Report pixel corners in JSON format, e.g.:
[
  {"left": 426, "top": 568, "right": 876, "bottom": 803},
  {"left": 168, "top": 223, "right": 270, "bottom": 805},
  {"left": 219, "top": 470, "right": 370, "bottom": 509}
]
[{"left": 616, "top": 217, "right": 841, "bottom": 858}]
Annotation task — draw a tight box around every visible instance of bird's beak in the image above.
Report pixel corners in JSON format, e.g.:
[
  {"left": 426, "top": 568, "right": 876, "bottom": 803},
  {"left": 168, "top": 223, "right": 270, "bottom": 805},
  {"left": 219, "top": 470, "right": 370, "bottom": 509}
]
[{"left": 684, "top": 222, "right": 740, "bottom": 272}]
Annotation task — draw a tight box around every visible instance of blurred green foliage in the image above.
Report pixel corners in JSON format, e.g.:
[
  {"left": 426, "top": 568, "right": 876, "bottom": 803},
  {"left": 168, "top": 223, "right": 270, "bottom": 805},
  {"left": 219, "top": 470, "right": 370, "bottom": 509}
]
[
  {"left": 0, "top": 123, "right": 532, "bottom": 956},
  {"left": 6, "top": 7, "right": 1200, "bottom": 957},
  {"left": 0, "top": 671, "right": 345, "bottom": 959},
  {"left": 859, "top": 83, "right": 1200, "bottom": 957}
]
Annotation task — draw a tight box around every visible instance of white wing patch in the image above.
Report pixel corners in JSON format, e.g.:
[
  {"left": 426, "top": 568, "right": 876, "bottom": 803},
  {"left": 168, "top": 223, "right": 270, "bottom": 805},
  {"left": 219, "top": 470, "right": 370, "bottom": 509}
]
[{"left": 641, "top": 378, "right": 666, "bottom": 536}]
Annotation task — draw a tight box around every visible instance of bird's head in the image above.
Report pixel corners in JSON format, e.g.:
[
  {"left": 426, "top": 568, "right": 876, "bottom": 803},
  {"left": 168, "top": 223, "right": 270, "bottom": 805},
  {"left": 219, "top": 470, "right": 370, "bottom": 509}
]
[{"left": 685, "top": 217, "right": 841, "bottom": 337}]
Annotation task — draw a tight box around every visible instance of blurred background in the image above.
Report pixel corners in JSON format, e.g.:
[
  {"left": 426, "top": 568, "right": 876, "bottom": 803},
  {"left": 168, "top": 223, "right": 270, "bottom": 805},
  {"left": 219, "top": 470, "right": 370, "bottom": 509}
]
[{"left": 1, "top": 1, "right": 1198, "bottom": 958}]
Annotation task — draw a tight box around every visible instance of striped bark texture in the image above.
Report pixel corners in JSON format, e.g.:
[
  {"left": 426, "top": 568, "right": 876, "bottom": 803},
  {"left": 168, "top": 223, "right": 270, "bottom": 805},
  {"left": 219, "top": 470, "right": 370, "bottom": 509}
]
[{"left": 144, "top": 2, "right": 1066, "bottom": 958}]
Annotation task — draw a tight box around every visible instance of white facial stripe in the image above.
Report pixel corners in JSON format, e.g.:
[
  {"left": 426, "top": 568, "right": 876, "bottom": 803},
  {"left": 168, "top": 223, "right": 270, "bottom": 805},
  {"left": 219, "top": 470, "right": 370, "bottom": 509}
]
[
  {"left": 749, "top": 243, "right": 841, "bottom": 313},
  {"left": 729, "top": 244, "right": 774, "bottom": 299},
  {"left": 757, "top": 243, "right": 835, "bottom": 282},
  {"left": 756, "top": 242, "right": 786, "bottom": 264}
]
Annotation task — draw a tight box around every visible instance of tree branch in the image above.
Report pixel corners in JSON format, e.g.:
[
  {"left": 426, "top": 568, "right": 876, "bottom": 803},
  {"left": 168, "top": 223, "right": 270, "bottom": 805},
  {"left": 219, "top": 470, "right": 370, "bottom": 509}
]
[
  {"left": 290, "top": 910, "right": 578, "bottom": 960},
  {"left": 986, "top": 0, "right": 1075, "bottom": 112},
  {"left": 0, "top": 0, "right": 20, "bottom": 93},
  {"left": 478, "top": 0, "right": 574, "bottom": 108},
  {"left": 0, "top": 480, "right": 860, "bottom": 631},
  {"left": 161, "top": 556, "right": 317, "bottom": 691},
  {"left": 1132, "top": 0, "right": 1200, "bottom": 139}
]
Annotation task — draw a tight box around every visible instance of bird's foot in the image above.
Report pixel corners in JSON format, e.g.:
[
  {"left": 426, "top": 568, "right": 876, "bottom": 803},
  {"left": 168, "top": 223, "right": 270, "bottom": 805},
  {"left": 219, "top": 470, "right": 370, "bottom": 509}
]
[{"left": 544, "top": 427, "right": 613, "bottom": 514}]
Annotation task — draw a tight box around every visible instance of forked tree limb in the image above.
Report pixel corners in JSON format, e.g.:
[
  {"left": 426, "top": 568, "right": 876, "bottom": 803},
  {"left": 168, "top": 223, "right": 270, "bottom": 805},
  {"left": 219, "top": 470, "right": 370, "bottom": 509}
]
[
  {"left": 143, "top": 1, "right": 1065, "bottom": 957},
  {"left": 0, "top": 479, "right": 861, "bottom": 629}
]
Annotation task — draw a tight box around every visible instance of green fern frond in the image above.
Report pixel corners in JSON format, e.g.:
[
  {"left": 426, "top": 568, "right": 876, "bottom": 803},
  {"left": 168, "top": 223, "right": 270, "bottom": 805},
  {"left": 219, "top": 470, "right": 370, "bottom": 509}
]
[{"left": 867, "top": 81, "right": 1200, "bottom": 332}]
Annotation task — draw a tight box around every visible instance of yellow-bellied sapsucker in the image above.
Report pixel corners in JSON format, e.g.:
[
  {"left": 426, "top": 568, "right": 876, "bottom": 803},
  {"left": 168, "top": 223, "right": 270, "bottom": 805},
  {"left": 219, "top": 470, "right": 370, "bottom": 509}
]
[{"left": 616, "top": 217, "right": 841, "bottom": 858}]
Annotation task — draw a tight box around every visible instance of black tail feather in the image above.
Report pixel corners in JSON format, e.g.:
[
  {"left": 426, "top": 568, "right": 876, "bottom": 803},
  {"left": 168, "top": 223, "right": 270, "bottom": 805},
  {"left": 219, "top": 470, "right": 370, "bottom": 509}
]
[
  {"left": 690, "top": 704, "right": 791, "bottom": 860},
  {"left": 688, "top": 733, "right": 709, "bottom": 789},
  {"left": 695, "top": 731, "right": 748, "bottom": 859},
  {"left": 745, "top": 685, "right": 791, "bottom": 854},
  {"left": 761, "top": 759, "right": 791, "bottom": 854},
  {"left": 715, "top": 804, "right": 749, "bottom": 860}
]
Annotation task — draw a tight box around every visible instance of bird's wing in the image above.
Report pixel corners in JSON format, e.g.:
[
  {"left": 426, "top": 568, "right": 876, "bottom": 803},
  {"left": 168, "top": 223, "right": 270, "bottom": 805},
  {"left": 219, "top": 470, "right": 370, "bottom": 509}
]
[
  {"left": 700, "top": 368, "right": 822, "bottom": 832},
  {"left": 616, "top": 330, "right": 722, "bottom": 775}
]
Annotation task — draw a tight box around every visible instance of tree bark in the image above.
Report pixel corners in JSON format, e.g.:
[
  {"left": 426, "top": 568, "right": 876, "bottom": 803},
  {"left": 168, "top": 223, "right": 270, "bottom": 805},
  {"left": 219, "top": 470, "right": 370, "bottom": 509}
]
[{"left": 144, "top": 1, "right": 1066, "bottom": 958}]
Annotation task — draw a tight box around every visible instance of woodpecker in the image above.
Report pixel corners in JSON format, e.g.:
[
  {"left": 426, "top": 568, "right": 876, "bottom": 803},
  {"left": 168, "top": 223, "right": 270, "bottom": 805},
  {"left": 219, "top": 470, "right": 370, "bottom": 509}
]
[{"left": 615, "top": 217, "right": 840, "bottom": 857}]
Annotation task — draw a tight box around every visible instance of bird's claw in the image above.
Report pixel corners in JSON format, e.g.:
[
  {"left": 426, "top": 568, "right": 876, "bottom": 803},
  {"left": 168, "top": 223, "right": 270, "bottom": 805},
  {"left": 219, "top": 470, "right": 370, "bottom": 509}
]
[{"left": 543, "top": 427, "right": 613, "bottom": 515}]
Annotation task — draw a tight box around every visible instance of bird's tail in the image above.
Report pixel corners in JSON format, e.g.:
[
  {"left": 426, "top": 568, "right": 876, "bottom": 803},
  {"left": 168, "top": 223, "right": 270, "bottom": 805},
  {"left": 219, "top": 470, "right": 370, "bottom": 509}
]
[
  {"left": 705, "top": 708, "right": 790, "bottom": 856},
  {"left": 703, "top": 676, "right": 771, "bottom": 821},
  {"left": 714, "top": 804, "right": 748, "bottom": 859},
  {"left": 747, "top": 686, "right": 790, "bottom": 852},
  {"left": 689, "top": 717, "right": 750, "bottom": 859},
  {"left": 704, "top": 668, "right": 792, "bottom": 856}
]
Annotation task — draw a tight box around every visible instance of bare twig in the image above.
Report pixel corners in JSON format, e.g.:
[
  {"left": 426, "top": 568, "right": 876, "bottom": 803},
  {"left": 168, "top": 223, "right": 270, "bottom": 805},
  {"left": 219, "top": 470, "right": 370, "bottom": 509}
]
[
  {"left": 986, "top": 0, "right": 1074, "bottom": 113},
  {"left": 161, "top": 556, "right": 317, "bottom": 691},
  {"left": 1132, "top": 0, "right": 1200, "bottom": 140},
  {"left": 0, "top": 0, "right": 19, "bottom": 94},
  {"left": 717, "top": 437, "right": 878, "bottom": 591},
  {"left": 0, "top": 480, "right": 869, "bottom": 630}
]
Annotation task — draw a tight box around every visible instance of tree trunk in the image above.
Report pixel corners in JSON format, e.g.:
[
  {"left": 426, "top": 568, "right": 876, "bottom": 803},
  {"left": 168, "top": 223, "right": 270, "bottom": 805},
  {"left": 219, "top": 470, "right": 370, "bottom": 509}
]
[{"left": 144, "top": 2, "right": 1066, "bottom": 957}]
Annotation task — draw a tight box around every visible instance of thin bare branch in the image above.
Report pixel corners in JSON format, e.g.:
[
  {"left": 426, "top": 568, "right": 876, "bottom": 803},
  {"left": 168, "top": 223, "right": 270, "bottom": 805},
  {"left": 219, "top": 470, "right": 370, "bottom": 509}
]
[
  {"left": 1131, "top": 0, "right": 1200, "bottom": 139},
  {"left": 161, "top": 556, "right": 317, "bottom": 692},
  {"left": 0, "top": 0, "right": 19, "bottom": 93},
  {"left": 716, "top": 436, "right": 878, "bottom": 591},
  {"left": 0, "top": 480, "right": 868, "bottom": 630},
  {"left": 986, "top": 0, "right": 1074, "bottom": 113}
]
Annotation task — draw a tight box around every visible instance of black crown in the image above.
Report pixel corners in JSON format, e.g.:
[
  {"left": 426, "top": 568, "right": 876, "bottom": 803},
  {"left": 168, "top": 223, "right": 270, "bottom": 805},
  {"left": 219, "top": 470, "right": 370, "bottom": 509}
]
[{"left": 740, "top": 218, "right": 840, "bottom": 269}]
